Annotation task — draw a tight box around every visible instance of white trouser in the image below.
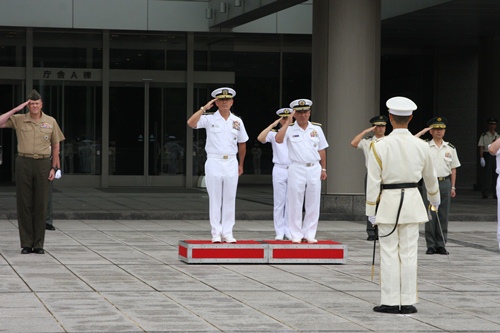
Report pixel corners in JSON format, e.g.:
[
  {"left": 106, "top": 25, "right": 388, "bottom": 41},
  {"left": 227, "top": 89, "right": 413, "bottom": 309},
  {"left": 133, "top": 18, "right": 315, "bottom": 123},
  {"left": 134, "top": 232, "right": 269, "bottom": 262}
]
[
  {"left": 205, "top": 157, "right": 238, "bottom": 238},
  {"left": 497, "top": 179, "right": 500, "bottom": 249},
  {"left": 286, "top": 162, "right": 321, "bottom": 240},
  {"left": 272, "top": 165, "right": 290, "bottom": 238},
  {"left": 378, "top": 223, "right": 419, "bottom": 306}
]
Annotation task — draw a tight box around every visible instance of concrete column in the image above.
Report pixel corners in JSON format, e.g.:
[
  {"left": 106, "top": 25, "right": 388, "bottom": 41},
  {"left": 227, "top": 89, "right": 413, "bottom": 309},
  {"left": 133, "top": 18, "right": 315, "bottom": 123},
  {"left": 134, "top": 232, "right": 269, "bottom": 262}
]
[{"left": 312, "top": 0, "right": 381, "bottom": 196}]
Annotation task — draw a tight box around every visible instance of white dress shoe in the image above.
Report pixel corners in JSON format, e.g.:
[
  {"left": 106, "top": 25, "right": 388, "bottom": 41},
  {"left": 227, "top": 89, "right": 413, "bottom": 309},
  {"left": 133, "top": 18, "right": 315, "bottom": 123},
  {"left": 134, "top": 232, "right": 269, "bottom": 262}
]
[
  {"left": 275, "top": 235, "right": 284, "bottom": 240},
  {"left": 291, "top": 239, "right": 301, "bottom": 243},
  {"left": 212, "top": 236, "right": 221, "bottom": 243},
  {"left": 306, "top": 238, "right": 318, "bottom": 243},
  {"left": 223, "top": 237, "right": 237, "bottom": 243}
]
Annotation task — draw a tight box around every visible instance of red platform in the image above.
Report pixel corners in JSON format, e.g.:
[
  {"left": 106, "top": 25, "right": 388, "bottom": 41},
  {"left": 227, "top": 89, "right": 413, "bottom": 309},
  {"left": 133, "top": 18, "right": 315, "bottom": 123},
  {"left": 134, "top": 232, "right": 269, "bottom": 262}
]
[
  {"left": 178, "top": 240, "right": 268, "bottom": 263},
  {"left": 264, "top": 240, "right": 347, "bottom": 264},
  {"left": 178, "top": 240, "right": 347, "bottom": 264}
]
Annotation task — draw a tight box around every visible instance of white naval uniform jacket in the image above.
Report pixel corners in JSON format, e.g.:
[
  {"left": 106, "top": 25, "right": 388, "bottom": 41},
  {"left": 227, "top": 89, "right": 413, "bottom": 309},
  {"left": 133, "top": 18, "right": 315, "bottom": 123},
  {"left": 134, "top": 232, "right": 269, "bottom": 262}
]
[
  {"left": 284, "top": 122, "right": 328, "bottom": 162},
  {"left": 365, "top": 129, "right": 440, "bottom": 224},
  {"left": 196, "top": 110, "right": 249, "bottom": 153},
  {"left": 265, "top": 130, "right": 291, "bottom": 166}
]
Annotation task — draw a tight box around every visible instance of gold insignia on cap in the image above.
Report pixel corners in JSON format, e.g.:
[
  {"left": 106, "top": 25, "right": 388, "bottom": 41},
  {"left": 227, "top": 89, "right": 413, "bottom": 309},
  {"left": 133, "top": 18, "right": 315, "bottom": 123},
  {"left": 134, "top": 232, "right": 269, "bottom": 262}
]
[
  {"left": 437, "top": 117, "right": 442, "bottom": 121},
  {"left": 222, "top": 89, "right": 228, "bottom": 95},
  {"left": 283, "top": 109, "right": 291, "bottom": 114},
  {"left": 299, "top": 100, "right": 306, "bottom": 106}
]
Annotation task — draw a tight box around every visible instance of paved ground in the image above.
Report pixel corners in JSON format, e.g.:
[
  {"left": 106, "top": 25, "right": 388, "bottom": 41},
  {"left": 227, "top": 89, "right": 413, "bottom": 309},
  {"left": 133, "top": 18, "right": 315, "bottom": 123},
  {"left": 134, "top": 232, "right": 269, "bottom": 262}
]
[
  {"left": 0, "top": 185, "right": 499, "bottom": 332},
  {"left": 0, "top": 185, "right": 496, "bottom": 221}
]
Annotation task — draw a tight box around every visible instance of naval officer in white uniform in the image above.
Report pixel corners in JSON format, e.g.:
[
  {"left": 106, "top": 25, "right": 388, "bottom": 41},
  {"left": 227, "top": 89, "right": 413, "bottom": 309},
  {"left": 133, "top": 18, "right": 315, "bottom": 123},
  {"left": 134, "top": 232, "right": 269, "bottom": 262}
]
[
  {"left": 187, "top": 87, "right": 248, "bottom": 243},
  {"left": 257, "top": 108, "right": 293, "bottom": 240},
  {"left": 366, "top": 96, "right": 440, "bottom": 314},
  {"left": 275, "top": 99, "right": 328, "bottom": 244}
]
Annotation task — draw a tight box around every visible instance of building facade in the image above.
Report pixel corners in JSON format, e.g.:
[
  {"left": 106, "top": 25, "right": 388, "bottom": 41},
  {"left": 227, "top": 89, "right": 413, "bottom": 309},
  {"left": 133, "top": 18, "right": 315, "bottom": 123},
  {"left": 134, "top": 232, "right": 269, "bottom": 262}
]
[{"left": 0, "top": 0, "right": 498, "bottom": 195}]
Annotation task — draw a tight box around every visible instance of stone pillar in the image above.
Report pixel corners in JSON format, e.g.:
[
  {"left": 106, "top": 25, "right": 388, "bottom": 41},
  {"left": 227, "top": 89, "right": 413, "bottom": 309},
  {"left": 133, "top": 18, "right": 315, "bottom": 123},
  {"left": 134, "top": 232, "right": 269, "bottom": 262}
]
[
  {"left": 312, "top": 0, "right": 380, "bottom": 219},
  {"left": 312, "top": 0, "right": 381, "bottom": 197}
]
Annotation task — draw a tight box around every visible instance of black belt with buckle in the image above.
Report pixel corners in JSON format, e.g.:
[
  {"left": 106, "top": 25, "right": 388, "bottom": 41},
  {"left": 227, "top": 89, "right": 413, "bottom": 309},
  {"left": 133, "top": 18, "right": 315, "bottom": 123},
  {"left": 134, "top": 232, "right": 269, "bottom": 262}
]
[{"left": 381, "top": 183, "right": 418, "bottom": 190}]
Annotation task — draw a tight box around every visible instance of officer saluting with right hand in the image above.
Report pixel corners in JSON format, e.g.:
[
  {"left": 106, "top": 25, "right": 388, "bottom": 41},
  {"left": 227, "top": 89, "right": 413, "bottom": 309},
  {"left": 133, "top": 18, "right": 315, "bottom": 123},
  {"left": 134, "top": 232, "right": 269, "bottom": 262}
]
[
  {"left": 275, "top": 99, "right": 329, "bottom": 244},
  {"left": 187, "top": 87, "right": 248, "bottom": 243}
]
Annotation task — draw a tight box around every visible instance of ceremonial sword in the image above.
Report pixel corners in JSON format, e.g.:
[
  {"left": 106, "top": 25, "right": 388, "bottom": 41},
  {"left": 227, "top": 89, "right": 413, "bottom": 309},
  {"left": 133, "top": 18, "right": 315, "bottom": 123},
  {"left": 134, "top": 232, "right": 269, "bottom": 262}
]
[{"left": 429, "top": 204, "right": 451, "bottom": 265}]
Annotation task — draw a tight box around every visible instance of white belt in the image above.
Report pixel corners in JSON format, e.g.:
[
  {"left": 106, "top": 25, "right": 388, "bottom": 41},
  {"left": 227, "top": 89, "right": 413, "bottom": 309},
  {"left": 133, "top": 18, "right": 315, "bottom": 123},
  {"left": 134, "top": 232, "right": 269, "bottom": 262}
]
[
  {"left": 292, "top": 161, "right": 316, "bottom": 167},
  {"left": 274, "top": 164, "right": 289, "bottom": 169},
  {"left": 207, "top": 154, "right": 236, "bottom": 160}
]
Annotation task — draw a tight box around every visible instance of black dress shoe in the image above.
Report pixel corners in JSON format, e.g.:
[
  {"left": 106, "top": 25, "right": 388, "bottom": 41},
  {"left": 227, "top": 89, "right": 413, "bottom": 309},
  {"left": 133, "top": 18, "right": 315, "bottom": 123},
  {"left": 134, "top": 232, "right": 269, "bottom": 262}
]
[
  {"left": 400, "top": 305, "right": 417, "bottom": 314},
  {"left": 46, "top": 223, "right": 55, "bottom": 231},
  {"left": 367, "top": 235, "right": 378, "bottom": 241},
  {"left": 373, "top": 305, "right": 399, "bottom": 314},
  {"left": 426, "top": 247, "right": 436, "bottom": 254},
  {"left": 33, "top": 248, "right": 45, "bottom": 254},
  {"left": 436, "top": 247, "right": 449, "bottom": 255},
  {"left": 21, "top": 247, "right": 32, "bottom": 254}
]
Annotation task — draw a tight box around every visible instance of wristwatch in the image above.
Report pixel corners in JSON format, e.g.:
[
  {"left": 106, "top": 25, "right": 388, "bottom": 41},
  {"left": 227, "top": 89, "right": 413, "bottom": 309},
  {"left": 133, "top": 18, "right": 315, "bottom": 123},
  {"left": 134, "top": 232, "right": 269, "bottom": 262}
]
[{"left": 52, "top": 166, "right": 59, "bottom": 171}]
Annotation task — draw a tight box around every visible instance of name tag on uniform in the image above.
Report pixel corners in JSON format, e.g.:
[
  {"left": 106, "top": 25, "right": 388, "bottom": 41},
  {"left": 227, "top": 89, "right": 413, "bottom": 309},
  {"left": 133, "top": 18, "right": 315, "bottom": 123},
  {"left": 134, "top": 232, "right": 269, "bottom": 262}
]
[{"left": 292, "top": 134, "right": 299, "bottom": 137}]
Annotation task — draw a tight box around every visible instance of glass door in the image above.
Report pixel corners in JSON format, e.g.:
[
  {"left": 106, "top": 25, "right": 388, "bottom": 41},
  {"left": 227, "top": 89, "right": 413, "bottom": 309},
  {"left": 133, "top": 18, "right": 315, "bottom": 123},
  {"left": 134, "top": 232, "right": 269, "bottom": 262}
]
[
  {"left": 109, "top": 83, "right": 145, "bottom": 176},
  {"left": 149, "top": 84, "right": 186, "bottom": 177},
  {"left": 109, "top": 82, "right": 187, "bottom": 186},
  {"left": 0, "top": 81, "right": 23, "bottom": 183}
]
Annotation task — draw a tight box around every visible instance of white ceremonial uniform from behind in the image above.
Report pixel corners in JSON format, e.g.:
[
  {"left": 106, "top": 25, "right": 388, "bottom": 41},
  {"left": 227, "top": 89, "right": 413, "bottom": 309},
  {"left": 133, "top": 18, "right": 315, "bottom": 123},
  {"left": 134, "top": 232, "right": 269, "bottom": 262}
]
[
  {"left": 196, "top": 110, "right": 248, "bottom": 239},
  {"left": 265, "top": 129, "right": 291, "bottom": 239},
  {"left": 366, "top": 129, "right": 440, "bottom": 306},
  {"left": 284, "top": 122, "right": 328, "bottom": 241}
]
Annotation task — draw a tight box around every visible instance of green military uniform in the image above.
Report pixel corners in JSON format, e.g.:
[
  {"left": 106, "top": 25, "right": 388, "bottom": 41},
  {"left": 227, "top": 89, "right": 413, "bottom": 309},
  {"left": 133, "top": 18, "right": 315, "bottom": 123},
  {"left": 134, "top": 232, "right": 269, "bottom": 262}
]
[
  {"left": 421, "top": 117, "right": 461, "bottom": 254},
  {"left": 4, "top": 91, "right": 65, "bottom": 251}
]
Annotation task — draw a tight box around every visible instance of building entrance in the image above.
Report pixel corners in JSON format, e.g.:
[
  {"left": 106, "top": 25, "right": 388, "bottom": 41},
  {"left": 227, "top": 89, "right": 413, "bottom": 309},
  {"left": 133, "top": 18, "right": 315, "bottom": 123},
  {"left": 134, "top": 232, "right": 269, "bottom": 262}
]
[
  {"left": 0, "top": 81, "right": 23, "bottom": 183},
  {"left": 108, "top": 81, "right": 186, "bottom": 186}
]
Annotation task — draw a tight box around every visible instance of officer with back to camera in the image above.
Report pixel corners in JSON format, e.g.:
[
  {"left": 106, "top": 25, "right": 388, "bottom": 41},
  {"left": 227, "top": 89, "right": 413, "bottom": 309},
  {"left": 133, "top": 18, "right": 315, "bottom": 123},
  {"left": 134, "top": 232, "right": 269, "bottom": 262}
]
[{"left": 366, "top": 96, "right": 440, "bottom": 314}]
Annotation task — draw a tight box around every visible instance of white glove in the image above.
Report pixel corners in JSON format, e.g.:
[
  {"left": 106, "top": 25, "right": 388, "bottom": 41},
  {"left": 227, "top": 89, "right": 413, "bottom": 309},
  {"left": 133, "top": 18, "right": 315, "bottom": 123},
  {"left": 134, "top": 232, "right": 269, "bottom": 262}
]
[
  {"left": 368, "top": 216, "right": 376, "bottom": 225},
  {"left": 55, "top": 169, "right": 62, "bottom": 179},
  {"left": 480, "top": 157, "right": 485, "bottom": 167},
  {"left": 430, "top": 199, "right": 440, "bottom": 212}
]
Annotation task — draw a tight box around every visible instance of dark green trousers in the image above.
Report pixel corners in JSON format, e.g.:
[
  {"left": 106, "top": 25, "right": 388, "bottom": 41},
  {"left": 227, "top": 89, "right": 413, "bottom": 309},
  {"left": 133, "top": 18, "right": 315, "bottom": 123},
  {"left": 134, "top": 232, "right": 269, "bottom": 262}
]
[
  {"left": 16, "top": 156, "right": 50, "bottom": 249},
  {"left": 46, "top": 180, "right": 53, "bottom": 225},
  {"left": 423, "top": 178, "right": 451, "bottom": 249}
]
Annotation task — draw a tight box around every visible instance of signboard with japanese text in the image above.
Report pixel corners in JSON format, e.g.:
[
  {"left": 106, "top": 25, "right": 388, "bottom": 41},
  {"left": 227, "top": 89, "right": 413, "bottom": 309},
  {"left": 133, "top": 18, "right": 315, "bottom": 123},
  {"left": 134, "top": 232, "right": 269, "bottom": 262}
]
[{"left": 33, "top": 68, "right": 101, "bottom": 81}]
